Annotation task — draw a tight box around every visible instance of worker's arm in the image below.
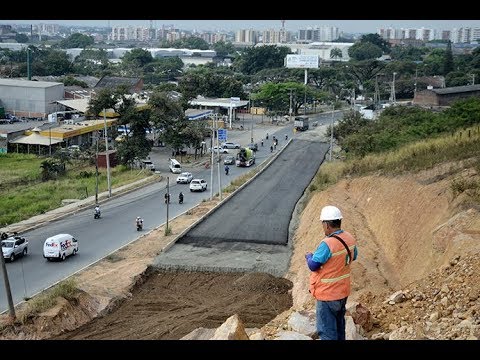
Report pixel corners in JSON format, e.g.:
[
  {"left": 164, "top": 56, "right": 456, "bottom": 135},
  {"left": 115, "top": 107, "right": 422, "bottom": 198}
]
[{"left": 305, "top": 241, "right": 331, "bottom": 271}]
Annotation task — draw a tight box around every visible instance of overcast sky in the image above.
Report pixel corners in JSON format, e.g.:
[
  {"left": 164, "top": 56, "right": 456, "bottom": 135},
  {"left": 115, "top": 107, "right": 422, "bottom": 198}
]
[{"left": 2, "top": 20, "right": 479, "bottom": 33}]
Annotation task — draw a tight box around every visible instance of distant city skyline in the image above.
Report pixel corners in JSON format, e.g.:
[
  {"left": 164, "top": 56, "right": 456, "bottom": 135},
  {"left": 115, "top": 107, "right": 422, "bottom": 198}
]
[{"left": 2, "top": 20, "right": 480, "bottom": 34}]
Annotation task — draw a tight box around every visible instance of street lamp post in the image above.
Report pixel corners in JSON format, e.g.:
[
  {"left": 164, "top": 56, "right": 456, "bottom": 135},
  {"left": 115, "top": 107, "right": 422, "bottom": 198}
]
[
  {"left": 329, "top": 96, "right": 338, "bottom": 162},
  {"left": 103, "top": 109, "right": 111, "bottom": 198},
  {"left": 166, "top": 177, "right": 170, "bottom": 233},
  {"left": 95, "top": 131, "right": 99, "bottom": 204}
]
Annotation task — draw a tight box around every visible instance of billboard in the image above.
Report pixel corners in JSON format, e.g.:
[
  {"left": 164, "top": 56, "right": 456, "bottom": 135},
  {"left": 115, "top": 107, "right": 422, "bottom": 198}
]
[{"left": 285, "top": 54, "right": 319, "bottom": 69}]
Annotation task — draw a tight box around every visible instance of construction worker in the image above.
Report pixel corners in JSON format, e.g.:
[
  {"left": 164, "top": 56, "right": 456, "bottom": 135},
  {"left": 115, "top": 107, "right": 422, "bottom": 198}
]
[{"left": 305, "top": 205, "right": 358, "bottom": 340}]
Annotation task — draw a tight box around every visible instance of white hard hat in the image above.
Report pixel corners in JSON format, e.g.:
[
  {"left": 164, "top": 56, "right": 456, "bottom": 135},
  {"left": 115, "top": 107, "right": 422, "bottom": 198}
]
[{"left": 320, "top": 206, "right": 343, "bottom": 221}]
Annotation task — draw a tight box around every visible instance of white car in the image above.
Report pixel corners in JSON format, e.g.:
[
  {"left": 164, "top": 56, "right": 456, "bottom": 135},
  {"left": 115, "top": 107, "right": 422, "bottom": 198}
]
[
  {"left": 2, "top": 236, "right": 28, "bottom": 262},
  {"left": 221, "top": 142, "right": 241, "bottom": 149},
  {"left": 176, "top": 172, "right": 193, "bottom": 184},
  {"left": 189, "top": 178, "right": 208, "bottom": 192},
  {"left": 210, "top": 146, "right": 229, "bottom": 154}
]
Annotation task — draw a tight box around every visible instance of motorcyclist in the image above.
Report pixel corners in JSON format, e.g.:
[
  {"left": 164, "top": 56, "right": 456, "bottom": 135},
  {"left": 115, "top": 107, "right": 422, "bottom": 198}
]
[
  {"left": 136, "top": 216, "right": 143, "bottom": 230},
  {"left": 225, "top": 165, "right": 229, "bottom": 175},
  {"left": 179, "top": 192, "right": 184, "bottom": 204},
  {"left": 94, "top": 205, "right": 101, "bottom": 218}
]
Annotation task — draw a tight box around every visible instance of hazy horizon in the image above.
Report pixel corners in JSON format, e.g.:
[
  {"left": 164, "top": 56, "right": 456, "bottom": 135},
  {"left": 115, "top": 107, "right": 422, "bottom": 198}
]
[{"left": 1, "top": 20, "right": 479, "bottom": 33}]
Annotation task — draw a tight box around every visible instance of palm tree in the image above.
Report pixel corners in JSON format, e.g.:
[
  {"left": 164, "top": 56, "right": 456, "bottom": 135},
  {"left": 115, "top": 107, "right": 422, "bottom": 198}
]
[{"left": 330, "top": 48, "right": 343, "bottom": 60}]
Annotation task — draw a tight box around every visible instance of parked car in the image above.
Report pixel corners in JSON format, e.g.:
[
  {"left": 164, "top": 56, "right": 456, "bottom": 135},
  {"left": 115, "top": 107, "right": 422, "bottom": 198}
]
[
  {"left": 223, "top": 155, "right": 236, "bottom": 165},
  {"left": 210, "top": 146, "right": 229, "bottom": 154},
  {"left": 1, "top": 235, "right": 28, "bottom": 262},
  {"left": 176, "top": 171, "right": 193, "bottom": 184},
  {"left": 221, "top": 141, "right": 241, "bottom": 149},
  {"left": 189, "top": 178, "right": 208, "bottom": 192},
  {"left": 68, "top": 145, "right": 80, "bottom": 152}
]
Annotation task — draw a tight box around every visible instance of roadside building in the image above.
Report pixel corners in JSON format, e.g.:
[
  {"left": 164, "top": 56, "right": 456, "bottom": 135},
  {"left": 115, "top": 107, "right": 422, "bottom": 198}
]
[
  {"left": 413, "top": 84, "right": 480, "bottom": 106},
  {"left": 0, "top": 79, "right": 64, "bottom": 119}
]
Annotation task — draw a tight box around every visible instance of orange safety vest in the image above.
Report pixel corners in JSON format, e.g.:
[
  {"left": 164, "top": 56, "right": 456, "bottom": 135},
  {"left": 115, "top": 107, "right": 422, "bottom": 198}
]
[{"left": 309, "top": 231, "right": 357, "bottom": 301}]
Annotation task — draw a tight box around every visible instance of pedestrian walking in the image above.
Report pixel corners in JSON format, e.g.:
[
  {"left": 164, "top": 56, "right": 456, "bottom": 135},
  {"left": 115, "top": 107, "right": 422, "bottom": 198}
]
[
  {"left": 261, "top": 138, "right": 264, "bottom": 147},
  {"left": 270, "top": 145, "right": 273, "bottom": 153},
  {"left": 266, "top": 133, "right": 269, "bottom": 140},
  {"left": 305, "top": 205, "right": 358, "bottom": 340}
]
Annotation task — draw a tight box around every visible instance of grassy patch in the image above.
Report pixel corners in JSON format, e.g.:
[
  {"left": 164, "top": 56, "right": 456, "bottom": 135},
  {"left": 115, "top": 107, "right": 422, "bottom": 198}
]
[
  {"left": 19, "top": 278, "right": 79, "bottom": 324},
  {"left": 105, "top": 253, "right": 124, "bottom": 263},
  {"left": 313, "top": 125, "right": 480, "bottom": 200},
  {"left": 0, "top": 154, "right": 153, "bottom": 226}
]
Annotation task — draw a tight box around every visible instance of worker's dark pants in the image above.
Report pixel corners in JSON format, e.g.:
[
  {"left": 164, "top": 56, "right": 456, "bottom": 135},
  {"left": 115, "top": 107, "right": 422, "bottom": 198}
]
[{"left": 316, "top": 297, "right": 347, "bottom": 340}]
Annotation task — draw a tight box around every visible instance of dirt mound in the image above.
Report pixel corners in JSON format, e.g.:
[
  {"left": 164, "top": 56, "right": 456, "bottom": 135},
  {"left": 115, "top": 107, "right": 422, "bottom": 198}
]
[
  {"left": 50, "top": 270, "right": 293, "bottom": 340},
  {"left": 232, "top": 272, "right": 293, "bottom": 293}
]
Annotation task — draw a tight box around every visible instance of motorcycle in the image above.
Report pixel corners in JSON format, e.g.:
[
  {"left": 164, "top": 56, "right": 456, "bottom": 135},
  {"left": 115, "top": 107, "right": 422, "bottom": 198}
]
[{"left": 136, "top": 221, "right": 143, "bottom": 231}]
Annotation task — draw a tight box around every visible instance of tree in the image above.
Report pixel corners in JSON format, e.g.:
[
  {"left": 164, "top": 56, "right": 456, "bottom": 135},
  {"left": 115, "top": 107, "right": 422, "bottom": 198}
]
[
  {"left": 332, "top": 109, "right": 370, "bottom": 142},
  {"left": 359, "top": 33, "right": 391, "bottom": 53},
  {"left": 121, "top": 48, "right": 154, "bottom": 77},
  {"left": 233, "top": 45, "right": 292, "bottom": 75},
  {"left": 72, "top": 48, "right": 111, "bottom": 76},
  {"left": 148, "top": 91, "right": 189, "bottom": 153},
  {"left": 15, "top": 33, "right": 29, "bottom": 43},
  {"left": 330, "top": 48, "right": 343, "bottom": 60},
  {"left": 87, "top": 87, "right": 153, "bottom": 167},
  {"left": 212, "top": 41, "right": 237, "bottom": 57},
  {"left": 40, "top": 158, "right": 65, "bottom": 181},
  {"left": 58, "top": 33, "right": 94, "bottom": 49},
  {"left": 178, "top": 67, "right": 246, "bottom": 99},
  {"left": 143, "top": 56, "right": 183, "bottom": 83},
  {"left": 348, "top": 42, "right": 383, "bottom": 61},
  {"left": 162, "top": 37, "right": 209, "bottom": 50},
  {"left": 252, "top": 82, "right": 327, "bottom": 116}
]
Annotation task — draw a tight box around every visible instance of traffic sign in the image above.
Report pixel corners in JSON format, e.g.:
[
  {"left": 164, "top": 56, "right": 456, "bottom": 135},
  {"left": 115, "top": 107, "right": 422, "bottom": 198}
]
[{"left": 217, "top": 128, "right": 227, "bottom": 141}]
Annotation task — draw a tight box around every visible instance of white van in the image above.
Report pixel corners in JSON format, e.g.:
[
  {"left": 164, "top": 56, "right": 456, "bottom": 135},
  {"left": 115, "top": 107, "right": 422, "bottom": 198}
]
[
  {"left": 43, "top": 233, "right": 78, "bottom": 261},
  {"left": 169, "top": 158, "right": 182, "bottom": 174}
]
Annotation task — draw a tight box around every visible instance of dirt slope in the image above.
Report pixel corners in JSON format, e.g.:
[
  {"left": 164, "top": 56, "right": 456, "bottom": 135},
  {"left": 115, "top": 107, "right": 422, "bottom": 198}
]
[{"left": 1, "top": 159, "right": 479, "bottom": 340}]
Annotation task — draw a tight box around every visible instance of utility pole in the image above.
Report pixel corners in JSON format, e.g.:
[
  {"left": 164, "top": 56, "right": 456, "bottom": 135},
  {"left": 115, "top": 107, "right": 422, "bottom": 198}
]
[
  {"left": 329, "top": 100, "right": 335, "bottom": 161},
  {"left": 0, "top": 242, "right": 16, "bottom": 320},
  {"left": 210, "top": 115, "right": 215, "bottom": 200},
  {"left": 49, "top": 125, "right": 52, "bottom": 156},
  {"left": 215, "top": 115, "right": 222, "bottom": 201},
  {"left": 390, "top": 72, "right": 396, "bottom": 105},
  {"left": 27, "top": 47, "right": 31, "bottom": 81},
  {"left": 103, "top": 109, "right": 111, "bottom": 197},
  {"left": 289, "top": 88, "right": 293, "bottom": 122},
  {"left": 95, "top": 130, "right": 99, "bottom": 204},
  {"left": 165, "top": 177, "right": 169, "bottom": 233}
]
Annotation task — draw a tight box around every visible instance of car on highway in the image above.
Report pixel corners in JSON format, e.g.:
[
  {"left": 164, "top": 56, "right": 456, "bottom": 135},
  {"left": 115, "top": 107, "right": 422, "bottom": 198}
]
[
  {"left": 210, "top": 146, "right": 229, "bottom": 154},
  {"left": 1, "top": 235, "right": 28, "bottom": 262},
  {"left": 176, "top": 171, "right": 193, "bottom": 184},
  {"left": 223, "top": 155, "right": 236, "bottom": 165},
  {"left": 221, "top": 141, "right": 241, "bottom": 149},
  {"left": 189, "top": 178, "right": 208, "bottom": 192}
]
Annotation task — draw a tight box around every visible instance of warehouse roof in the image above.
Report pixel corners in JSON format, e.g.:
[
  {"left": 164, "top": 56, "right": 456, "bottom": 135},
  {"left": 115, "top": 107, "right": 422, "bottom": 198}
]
[{"left": 0, "top": 79, "right": 63, "bottom": 88}]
